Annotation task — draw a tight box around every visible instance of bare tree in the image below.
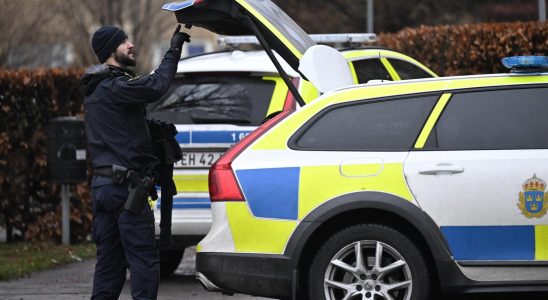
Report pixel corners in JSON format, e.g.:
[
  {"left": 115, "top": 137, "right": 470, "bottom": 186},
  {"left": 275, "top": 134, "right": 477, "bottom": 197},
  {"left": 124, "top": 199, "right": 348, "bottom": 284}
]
[
  {"left": 1, "top": 0, "right": 539, "bottom": 71},
  {"left": 55, "top": 0, "right": 175, "bottom": 73},
  {"left": 0, "top": 0, "right": 176, "bottom": 72},
  {"left": 0, "top": 0, "right": 57, "bottom": 67}
]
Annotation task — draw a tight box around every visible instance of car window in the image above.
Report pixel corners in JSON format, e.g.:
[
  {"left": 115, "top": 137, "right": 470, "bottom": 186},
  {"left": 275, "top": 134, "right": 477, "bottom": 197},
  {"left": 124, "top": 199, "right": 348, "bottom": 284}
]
[
  {"left": 424, "top": 87, "right": 548, "bottom": 150},
  {"left": 352, "top": 58, "right": 392, "bottom": 83},
  {"left": 387, "top": 58, "right": 433, "bottom": 80},
  {"left": 147, "top": 75, "right": 275, "bottom": 126},
  {"left": 292, "top": 95, "right": 438, "bottom": 151}
]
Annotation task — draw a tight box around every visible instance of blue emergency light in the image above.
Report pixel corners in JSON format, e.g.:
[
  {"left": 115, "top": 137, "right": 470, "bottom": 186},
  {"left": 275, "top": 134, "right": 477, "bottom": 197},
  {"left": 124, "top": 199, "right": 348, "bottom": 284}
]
[
  {"left": 162, "top": 0, "right": 196, "bottom": 11},
  {"left": 501, "top": 56, "right": 548, "bottom": 73}
]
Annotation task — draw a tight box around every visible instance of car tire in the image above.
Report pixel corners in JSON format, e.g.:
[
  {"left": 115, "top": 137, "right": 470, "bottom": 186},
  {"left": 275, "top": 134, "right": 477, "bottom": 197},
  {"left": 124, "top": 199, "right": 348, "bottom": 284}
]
[
  {"left": 307, "top": 223, "right": 432, "bottom": 300},
  {"left": 160, "top": 248, "right": 184, "bottom": 276}
]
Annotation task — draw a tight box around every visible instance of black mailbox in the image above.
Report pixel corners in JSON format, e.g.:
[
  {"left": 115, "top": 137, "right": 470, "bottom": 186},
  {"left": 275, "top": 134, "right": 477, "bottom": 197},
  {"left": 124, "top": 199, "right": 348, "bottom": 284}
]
[{"left": 46, "top": 117, "right": 87, "bottom": 183}]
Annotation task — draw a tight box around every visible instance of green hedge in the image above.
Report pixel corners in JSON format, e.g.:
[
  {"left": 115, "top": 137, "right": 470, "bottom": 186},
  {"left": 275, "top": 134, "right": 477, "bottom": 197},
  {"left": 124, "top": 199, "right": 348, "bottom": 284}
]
[
  {"left": 378, "top": 21, "right": 548, "bottom": 76},
  {"left": 0, "top": 69, "right": 91, "bottom": 243}
]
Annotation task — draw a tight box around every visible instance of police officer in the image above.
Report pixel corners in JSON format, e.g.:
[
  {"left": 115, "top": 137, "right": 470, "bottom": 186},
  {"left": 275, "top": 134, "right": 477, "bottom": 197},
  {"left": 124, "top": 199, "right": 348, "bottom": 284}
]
[{"left": 81, "top": 25, "right": 190, "bottom": 299}]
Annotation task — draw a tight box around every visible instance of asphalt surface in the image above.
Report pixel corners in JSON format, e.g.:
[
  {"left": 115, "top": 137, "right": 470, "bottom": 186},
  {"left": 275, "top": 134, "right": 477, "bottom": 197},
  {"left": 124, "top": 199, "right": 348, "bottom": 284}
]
[
  {"left": 0, "top": 247, "right": 267, "bottom": 300},
  {"left": 0, "top": 246, "right": 547, "bottom": 300}
]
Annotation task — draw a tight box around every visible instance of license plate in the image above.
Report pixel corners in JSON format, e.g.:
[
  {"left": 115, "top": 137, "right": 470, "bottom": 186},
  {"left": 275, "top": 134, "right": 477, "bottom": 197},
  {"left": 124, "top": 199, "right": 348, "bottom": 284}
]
[{"left": 175, "top": 152, "right": 223, "bottom": 168}]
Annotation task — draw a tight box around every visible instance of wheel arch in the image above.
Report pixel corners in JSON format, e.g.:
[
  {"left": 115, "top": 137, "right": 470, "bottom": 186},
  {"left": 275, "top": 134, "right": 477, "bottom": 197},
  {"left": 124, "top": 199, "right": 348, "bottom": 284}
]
[{"left": 285, "top": 191, "right": 454, "bottom": 297}]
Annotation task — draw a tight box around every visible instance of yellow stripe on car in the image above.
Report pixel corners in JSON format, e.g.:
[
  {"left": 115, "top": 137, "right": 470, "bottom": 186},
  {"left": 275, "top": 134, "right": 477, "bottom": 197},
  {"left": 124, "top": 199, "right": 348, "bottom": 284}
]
[
  {"left": 348, "top": 61, "right": 359, "bottom": 84},
  {"left": 226, "top": 202, "right": 297, "bottom": 253},
  {"left": 381, "top": 57, "right": 400, "bottom": 80},
  {"left": 414, "top": 93, "right": 452, "bottom": 149},
  {"left": 263, "top": 76, "right": 289, "bottom": 117},
  {"left": 299, "top": 79, "right": 320, "bottom": 104},
  {"left": 446, "top": 75, "right": 548, "bottom": 89},
  {"left": 299, "top": 164, "right": 414, "bottom": 219},
  {"left": 536, "top": 225, "right": 548, "bottom": 260},
  {"left": 174, "top": 174, "right": 208, "bottom": 192}
]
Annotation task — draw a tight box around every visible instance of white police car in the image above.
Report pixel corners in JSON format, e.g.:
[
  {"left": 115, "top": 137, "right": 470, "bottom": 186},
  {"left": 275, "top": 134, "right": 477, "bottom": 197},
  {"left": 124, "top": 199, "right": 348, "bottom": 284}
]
[{"left": 196, "top": 55, "right": 548, "bottom": 298}]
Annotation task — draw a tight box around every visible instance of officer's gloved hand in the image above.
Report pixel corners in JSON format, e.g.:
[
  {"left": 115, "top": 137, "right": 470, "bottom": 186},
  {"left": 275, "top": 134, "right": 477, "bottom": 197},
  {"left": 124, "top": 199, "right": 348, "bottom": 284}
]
[{"left": 170, "top": 24, "right": 191, "bottom": 51}]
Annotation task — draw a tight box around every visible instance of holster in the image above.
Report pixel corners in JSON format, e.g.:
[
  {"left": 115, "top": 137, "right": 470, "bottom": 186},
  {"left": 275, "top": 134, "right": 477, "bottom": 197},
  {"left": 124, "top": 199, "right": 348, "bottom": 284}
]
[{"left": 124, "top": 170, "right": 158, "bottom": 214}]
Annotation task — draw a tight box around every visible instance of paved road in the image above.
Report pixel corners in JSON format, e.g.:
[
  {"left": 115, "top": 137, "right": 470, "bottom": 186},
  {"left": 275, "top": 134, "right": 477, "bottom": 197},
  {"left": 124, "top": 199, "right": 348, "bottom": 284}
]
[
  {"left": 0, "top": 247, "right": 547, "bottom": 300},
  {"left": 0, "top": 247, "right": 268, "bottom": 300}
]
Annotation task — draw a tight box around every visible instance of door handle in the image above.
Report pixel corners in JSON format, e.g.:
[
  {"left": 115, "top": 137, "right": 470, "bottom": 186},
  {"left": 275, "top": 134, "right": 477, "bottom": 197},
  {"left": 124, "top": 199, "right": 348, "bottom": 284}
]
[{"left": 418, "top": 163, "right": 464, "bottom": 175}]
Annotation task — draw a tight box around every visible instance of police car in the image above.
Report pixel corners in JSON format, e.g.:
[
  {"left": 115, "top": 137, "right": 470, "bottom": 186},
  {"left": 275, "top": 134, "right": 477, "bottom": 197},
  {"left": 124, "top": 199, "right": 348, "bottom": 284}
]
[
  {"left": 151, "top": 3, "right": 436, "bottom": 275},
  {"left": 198, "top": 56, "right": 548, "bottom": 300},
  {"left": 163, "top": 0, "right": 548, "bottom": 299}
]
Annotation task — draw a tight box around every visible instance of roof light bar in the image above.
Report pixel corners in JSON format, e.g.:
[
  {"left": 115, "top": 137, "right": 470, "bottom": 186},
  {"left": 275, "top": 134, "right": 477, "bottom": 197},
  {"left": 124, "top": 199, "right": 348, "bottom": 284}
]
[
  {"left": 502, "top": 56, "right": 548, "bottom": 73},
  {"left": 218, "top": 33, "right": 377, "bottom": 48},
  {"left": 218, "top": 35, "right": 260, "bottom": 47},
  {"left": 310, "top": 33, "right": 377, "bottom": 44}
]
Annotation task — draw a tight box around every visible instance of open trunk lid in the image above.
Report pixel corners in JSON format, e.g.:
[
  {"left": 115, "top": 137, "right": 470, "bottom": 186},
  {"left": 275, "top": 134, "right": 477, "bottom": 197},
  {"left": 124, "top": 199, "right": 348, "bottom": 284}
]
[{"left": 162, "top": 0, "right": 316, "bottom": 73}]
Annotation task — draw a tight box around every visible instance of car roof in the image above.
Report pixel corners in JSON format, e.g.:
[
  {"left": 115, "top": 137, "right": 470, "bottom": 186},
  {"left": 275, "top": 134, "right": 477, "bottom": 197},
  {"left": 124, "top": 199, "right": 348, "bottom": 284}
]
[
  {"left": 176, "top": 50, "right": 299, "bottom": 77},
  {"left": 317, "top": 72, "right": 548, "bottom": 107},
  {"left": 175, "top": 47, "right": 435, "bottom": 79}
]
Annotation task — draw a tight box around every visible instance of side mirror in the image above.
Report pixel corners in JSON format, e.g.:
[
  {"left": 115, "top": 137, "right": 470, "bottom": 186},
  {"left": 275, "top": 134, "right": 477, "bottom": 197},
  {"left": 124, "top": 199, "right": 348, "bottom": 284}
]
[{"left": 298, "top": 45, "right": 354, "bottom": 93}]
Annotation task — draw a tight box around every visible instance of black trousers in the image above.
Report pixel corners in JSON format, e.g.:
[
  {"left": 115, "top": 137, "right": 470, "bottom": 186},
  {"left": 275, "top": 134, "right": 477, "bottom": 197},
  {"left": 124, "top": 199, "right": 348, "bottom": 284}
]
[{"left": 91, "top": 176, "right": 159, "bottom": 300}]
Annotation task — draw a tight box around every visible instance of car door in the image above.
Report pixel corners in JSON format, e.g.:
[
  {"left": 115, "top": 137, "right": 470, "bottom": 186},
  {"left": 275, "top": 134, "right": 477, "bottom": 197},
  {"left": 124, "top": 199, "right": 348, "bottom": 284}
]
[{"left": 405, "top": 86, "right": 548, "bottom": 264}]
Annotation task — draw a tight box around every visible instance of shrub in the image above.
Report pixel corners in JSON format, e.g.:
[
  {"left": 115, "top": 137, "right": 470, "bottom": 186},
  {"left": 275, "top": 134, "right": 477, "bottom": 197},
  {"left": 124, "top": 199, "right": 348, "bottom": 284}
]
[
  {"left": 0, "top": 68, "right": 91, "bottom": 243},
  {"left": 378, "top": 21, "right": 548, "bottom": 76}
]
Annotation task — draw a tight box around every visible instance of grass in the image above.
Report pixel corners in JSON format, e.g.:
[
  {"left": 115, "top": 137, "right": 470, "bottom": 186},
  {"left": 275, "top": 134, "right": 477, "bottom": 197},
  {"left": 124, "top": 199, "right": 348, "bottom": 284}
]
[{"left": 0, "top": 242, "right": 96, "bottom": 280}]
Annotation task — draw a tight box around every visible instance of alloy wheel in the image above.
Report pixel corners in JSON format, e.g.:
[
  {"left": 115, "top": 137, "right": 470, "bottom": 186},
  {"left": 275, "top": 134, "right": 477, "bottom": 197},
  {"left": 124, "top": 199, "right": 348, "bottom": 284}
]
[{"left": 323, "top": 240, "right": 412, "bottom": 300}]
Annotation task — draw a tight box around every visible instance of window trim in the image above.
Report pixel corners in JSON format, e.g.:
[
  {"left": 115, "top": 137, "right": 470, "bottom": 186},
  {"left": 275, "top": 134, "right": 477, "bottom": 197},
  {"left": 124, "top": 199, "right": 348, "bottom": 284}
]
[{"left": 288, "top": 92, "right": 441, "bottom": 152}]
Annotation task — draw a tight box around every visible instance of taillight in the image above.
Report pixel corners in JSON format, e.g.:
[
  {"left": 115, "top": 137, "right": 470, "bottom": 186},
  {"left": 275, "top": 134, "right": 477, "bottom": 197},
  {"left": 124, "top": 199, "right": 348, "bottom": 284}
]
[{"left": 208, "top": 86, "right": 297, "bottom": 202}]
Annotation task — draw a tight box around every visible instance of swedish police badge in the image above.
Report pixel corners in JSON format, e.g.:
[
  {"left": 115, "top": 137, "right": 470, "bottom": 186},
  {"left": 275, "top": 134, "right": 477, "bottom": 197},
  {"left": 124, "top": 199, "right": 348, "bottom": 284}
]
[{"left": 518, "top": 174, "right": 548, "bottom": 218}]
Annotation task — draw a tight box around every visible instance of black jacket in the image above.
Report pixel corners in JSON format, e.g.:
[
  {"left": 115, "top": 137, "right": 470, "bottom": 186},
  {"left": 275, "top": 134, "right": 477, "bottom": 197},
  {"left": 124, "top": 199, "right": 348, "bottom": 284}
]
[{"left": 81, "top": 49, "right": 181, "bottom": 174}]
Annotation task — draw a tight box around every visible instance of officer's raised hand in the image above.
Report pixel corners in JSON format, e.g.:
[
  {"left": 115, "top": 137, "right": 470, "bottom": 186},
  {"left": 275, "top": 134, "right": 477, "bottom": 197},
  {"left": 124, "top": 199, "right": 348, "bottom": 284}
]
[{"left": 170, "top": 24, "right": 191, "bottom": 51}]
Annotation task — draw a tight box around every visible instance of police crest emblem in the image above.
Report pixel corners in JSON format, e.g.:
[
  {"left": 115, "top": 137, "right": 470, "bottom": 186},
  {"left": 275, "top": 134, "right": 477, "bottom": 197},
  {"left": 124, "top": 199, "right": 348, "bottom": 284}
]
[{"left": 518, "top": 174, "right": 548, "bottom": 218}]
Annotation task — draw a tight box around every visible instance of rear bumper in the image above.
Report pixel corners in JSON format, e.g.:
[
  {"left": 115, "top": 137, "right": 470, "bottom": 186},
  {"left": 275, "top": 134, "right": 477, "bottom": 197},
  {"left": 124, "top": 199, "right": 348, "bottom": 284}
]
[{"left": 196, "top": 252, "right": 294, "bottom": 299}]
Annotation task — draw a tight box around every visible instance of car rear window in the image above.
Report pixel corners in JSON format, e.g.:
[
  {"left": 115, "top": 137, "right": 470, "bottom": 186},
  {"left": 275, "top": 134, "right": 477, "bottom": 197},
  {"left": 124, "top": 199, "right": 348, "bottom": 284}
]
[
  {"left": 388, "top": 58, "right": 433, "bottom": 80},
  {"left": 147, "top": 75, "right": 276, "bottom": 126},
  {"left": 352, "top": 58, "right": 392, "bottom": 83}
]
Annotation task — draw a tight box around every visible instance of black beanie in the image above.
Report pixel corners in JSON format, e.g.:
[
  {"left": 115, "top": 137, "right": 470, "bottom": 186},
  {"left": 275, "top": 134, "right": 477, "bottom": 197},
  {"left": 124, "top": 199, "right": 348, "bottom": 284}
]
[{"left": 92, "top": 26, "right": 128, "bottom": 63}]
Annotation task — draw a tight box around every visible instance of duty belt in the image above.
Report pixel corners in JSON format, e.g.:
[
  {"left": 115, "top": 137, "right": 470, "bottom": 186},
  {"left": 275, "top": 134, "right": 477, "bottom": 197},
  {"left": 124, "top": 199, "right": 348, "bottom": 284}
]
[{"left": 94, "top": 165, "right": 129, "bottom": 185}]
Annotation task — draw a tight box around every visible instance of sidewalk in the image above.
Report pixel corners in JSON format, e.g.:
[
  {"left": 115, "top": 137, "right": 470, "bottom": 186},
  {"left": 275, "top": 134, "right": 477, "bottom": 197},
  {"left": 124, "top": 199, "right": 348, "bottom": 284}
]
[{"left": 0, "top": 258, "right": 94, "bottom": 300}]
